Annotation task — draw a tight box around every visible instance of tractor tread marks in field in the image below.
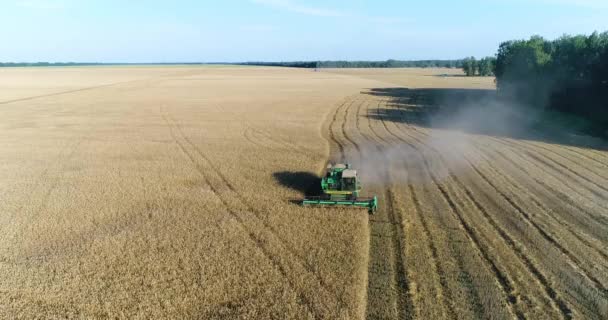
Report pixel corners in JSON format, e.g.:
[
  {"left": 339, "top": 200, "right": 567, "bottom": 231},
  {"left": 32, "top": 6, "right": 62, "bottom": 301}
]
[
  {"left": 510, "top": 139, "right": 608, "bottom": 194},
  {"left": 381, "top": 93, "right": 588, "bottom": 319},
  {"left": 160, "top": 108, "right": 352, "bottom": 319},
  {"left": 487, "top": 144, "right": 608, "bottom": 224},
  {"left": 464, "top": 139, "right": 608, "bottom": 257},
  {"left": 398, "top": 112, "right": 608, "bottom": 301},
  {"left": 461, "top": 153, "right": 608, "bottom": 298},
  {"left": 374, "top": 101, "right": 525, "bottom": 319},
  {"left": 330, "top": 96, "right": 413, "bottom": 319},
  {"left": 362, "top": 97, "right": 414, "bottom": 319}
]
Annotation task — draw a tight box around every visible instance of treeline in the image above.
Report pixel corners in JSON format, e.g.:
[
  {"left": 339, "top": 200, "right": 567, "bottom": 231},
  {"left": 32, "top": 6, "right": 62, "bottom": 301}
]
[
  {"left": 495, "top": 32, "right": 608, "bottom": 132},
  {"left": 0, "top": 62, "right": 106, "bottom": 67},
  {"left": 239, "top": 59, "right": 464, "bottom": 68},
  {"left": 238, "top": 61, "right": 318, "bottom": 68},
  {"left": 318, "top": 59, "right": 463, "bottom": 68},
  {"left": 0, "top": 62, "right": 209, "bottom": 67},
  {"left": 461, "top": 57, "right": 496, "bottom": 76}
]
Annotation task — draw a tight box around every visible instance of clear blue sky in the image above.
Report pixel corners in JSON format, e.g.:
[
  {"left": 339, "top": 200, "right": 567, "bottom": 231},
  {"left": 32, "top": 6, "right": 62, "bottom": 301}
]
[{"left": 1, "top": 0, "right": 606, "bottom": 62}]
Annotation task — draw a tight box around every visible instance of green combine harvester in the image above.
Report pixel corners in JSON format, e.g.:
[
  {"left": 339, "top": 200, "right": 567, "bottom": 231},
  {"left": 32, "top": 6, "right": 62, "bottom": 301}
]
[{"left": 302, "top": 163, "right": 377, "bottom": 213}]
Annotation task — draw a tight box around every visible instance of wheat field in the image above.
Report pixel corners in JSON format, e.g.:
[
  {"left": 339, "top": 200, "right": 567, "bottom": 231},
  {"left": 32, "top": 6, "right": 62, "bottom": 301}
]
[{"left": 0, "top": 66, "right": 606, "bottom": 319}]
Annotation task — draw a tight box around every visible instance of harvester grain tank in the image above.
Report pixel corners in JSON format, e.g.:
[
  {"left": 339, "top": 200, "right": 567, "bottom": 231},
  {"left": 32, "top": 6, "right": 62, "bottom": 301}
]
[{"left": 302, "top": 163, "right": 377, "bottom": 213}]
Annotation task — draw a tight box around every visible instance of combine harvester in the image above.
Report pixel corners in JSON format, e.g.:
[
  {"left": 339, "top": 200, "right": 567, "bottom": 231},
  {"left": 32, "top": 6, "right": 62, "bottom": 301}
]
[{"left": 302, "top": 163, "right": 377, "bottom": 213}]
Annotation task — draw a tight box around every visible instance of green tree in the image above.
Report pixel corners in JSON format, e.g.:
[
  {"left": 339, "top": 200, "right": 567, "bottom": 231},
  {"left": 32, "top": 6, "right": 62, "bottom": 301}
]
[
  {"left": 462, "top": 57, "right": 477, "bottom": 76},
  {"left": 477, "top": 57, "right": 496, "bottom": 76}
]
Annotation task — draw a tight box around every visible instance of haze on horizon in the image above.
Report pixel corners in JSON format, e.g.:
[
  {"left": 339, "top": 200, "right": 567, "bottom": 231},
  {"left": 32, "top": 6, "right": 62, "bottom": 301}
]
[{"left": 1, "top": 0, "right": 607, "bottom": 63}]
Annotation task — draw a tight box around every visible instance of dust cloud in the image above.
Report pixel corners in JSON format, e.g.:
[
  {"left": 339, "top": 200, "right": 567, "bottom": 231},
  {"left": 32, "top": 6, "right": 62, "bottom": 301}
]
[{"left": 335, "top": 93, "right": 543, "bottom": 188}]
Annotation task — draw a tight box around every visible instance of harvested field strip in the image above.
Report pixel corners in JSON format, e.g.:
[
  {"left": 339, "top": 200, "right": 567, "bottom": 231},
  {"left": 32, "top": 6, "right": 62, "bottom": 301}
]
[
  {"left": 519, "top": 141, "right": 608, "bottom": 181},
  {"left": 462, "top": 153, "right": 608, "bottom": 296},
  {"left": 392, "top": 109, "right": 608, "bottom": 223},
  {"left": 383, "top": 92, "right": 607, "bottom": 318},
  {"left": 561, "top": 146, "right": 608, "bottom": 167},
  {"left": 477, "top": 141, "right": 608, "bottom": 239},
  {"left": 398, "top": 122, "right": 608, "bottom": 260},
  {"left": 370, "top": 96, "right": 455, "bottom": 319},
  {"left": 407, "top": 183, "right": 455, "bottom": 319},
  {"left": 333, "top": 96, "right": 408, "bottom": 319},
  {"left": 483, "top": 142, "right": 608, "bottom": 220},
  {"left": 161, "top": 110, "right": 353, "bottom": 319},
  {"left": 359, "top": 97, "right": 413, "bottom": 319},
  {"left": 462, "top": 143, "right": 608, "bottom": 258},
  {"left": 492, "top": 138, "right": 608, "bottom": 198},
  {"left": 378, "top": 96, "right": 586, "bottom": 319},
  {"left": 372, "top": 99, "right": 527, "bottom": 319}
]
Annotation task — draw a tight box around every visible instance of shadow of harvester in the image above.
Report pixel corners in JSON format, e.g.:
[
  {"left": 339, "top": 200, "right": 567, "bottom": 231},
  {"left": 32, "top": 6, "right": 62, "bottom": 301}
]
[{"left": 273, "top": 171, "right": 322, "bottom": 204}]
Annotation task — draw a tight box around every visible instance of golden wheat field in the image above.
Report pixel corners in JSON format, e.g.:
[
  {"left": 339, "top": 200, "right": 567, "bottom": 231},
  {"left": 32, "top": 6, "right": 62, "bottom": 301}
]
[{"left": 0, "top": 66, "right": 606, "bottom": 319}]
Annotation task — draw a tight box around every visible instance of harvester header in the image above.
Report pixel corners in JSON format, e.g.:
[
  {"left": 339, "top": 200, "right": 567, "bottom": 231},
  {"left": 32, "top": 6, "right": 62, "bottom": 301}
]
[{"left": 302, "top": 163, "right": 377, "bottom": 213}]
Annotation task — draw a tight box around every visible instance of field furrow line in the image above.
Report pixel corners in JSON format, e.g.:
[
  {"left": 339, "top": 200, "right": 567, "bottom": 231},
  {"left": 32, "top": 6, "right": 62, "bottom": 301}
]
[
  {"left": 160, "top": 110, "right": 357, "bottom": 319},
  {"left": 377, "top": 97, "right": 456, "bottom": 319},
  {"left": 395, "top": 106, "right": 608, "bottom": 294},
  {"left": 506, "top": 139, "right": 608, "bottom": 192},
  {"left": 355, "top": 96, "right": 413, "bottom": 319},
  {"left": 371, "top": 97, "right": 516, "bottom": 319},
  {"left": 561, "top": 146, "right": 608, "bottom": 168},
  {"left": 161, "top": 111, "right": 321, "bottom": 318},
  {"left": 168, "top": 113, "right": 348, "bottom": 300},
  {"left": 394, "top": 111, "right": 608, "bottom": 268},
  {"left": 404, "top": 117, "right": 608, "bottom": 222},
  {"left": 407, "top": 183, "right": 457, "bottom": 319},
  {"left": 482, "top": 144, "right": 608, "bottom": 223},
  {"left": 465, "top": 140, "right": 608, "bottom": 258},
  {"left": 253, "top": 127, "right": 317, "bottom": 156},
  {"left": 328, "top": 99, "right": 355, "bottom": 162},
  {"left": 341, "top": 99, "right": 363, "bottom": 153},
  {"left": 518, "top": 141, "right": 608, "bottom": 181},
  {"left": 386, "top": 94, "right": 606, "bottom": 318},
  {"left": 488, "top": 138, "right": 608, "bottom": 201},
  {"left": 385, "top": 189, "right": 415, "bottom": 320},
  {"left": 462, "top": 153, "right": 608, "bottom": 297}
]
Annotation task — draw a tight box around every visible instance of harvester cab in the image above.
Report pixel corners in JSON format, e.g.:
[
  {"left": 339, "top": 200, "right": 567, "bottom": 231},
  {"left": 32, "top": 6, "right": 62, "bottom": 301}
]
[{"left": 302, "top": 163, "right": 378, "bottom": 213}]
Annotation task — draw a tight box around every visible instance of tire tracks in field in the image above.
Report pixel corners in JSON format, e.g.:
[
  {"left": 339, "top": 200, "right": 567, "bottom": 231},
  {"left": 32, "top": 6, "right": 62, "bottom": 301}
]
[
  {"left": 464, "top": 141, "right": 608, "bottom": 245},
  {"left": 327, "top": 98, "right": 356, "bottom": 162},
  {"left": 398, "top": 110, "right": 608, "bottom": 273},
  {"left": 518, "top": 141, "right": 608, "bottom": 181},
  {"left": 489, "top": 138, "right": 608, "bottom": 200},
  {"left": 479, "top": 142, "right": 608, "bottom": 224},
  {"left": 393, "top": 93, "right": 608, "bottom": 225},
  {"left": 384, "top": 96, "right": 458, "bottom": 317},
  {"left": 327, "top": 95, "right": 414, "bottom": 319},
  {"left": 390, "top": 91, "right": 608, "bottom": 318},
  {"left": 160, "top": 107, "right": 349, "bottom": 319},
  {"left": 379, "top": 93, "right": 580, "bottom": 320},
  {"left": 398, "top": 93, "right": 608, "bottom": 265},
  {"left": 374, "top": 97, "right": 526, "bottom": 320},
  {"left": 460, "top": 152, "right": 608, "bottom": 298},
  {"left": 359, "top": 97, "right": 414, "bottom": 320},
  {"left": 561, "top": 146, "right": 608, "bottom": 167},
  {"left": 0, "top": 74, "right": 181, "bottom": 106}
]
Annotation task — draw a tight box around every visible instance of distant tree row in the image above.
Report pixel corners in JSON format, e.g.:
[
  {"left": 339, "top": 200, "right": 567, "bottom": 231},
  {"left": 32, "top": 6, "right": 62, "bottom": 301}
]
[
  {"left": 238, "top": 61, "right": 318, "bottom": 68},
  {"left": 0, "top": 62, "right": 212, "bottom": 67},
  {"left": 239, "top": 59, "right": 465, "bottom": 69},
  {"left": 2, "top": 60, "right": 467, "bottom": 69},
  {"left": 318, "top": 59, "right": 464, "bottom": 68},
  {"left": 0, "top": 62, "right": 106, "bottom": 67},
  {"left": 461, "top": 57, "right": 496, "bottom": 76},
  {"left": 494, "top": 32, "right": 608, "bottom": 132}
]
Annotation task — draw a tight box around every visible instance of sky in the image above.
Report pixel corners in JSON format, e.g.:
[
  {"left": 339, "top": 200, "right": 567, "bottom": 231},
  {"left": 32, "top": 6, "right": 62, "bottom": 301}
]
[{"left": 0, "top": 0, "right": 607, "bottom": 62}]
